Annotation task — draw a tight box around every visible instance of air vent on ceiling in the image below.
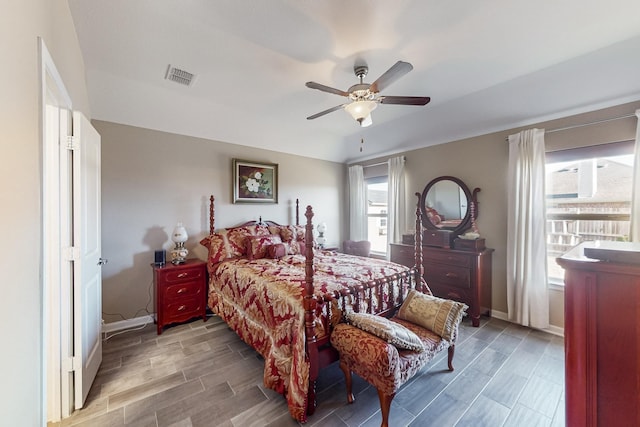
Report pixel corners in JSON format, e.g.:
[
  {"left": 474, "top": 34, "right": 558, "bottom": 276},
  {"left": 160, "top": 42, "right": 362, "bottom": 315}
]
[{"left": 165, "top": 65, "right": 196, "bottom": 87}]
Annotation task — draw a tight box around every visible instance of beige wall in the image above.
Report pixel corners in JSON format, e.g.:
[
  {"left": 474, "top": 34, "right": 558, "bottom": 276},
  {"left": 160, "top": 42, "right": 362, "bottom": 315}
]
[
  {"left": 95, "top": 121, "right": 345, "bottom": 322},
  {"left": 361, "top": 99, "right": 640, "bottom": 331},
  {"left": 0, "top": 0, "right": 90, "bottom": 423}
]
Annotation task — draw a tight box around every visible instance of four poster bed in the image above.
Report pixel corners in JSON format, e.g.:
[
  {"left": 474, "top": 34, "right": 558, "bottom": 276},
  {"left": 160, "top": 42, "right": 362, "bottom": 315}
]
[{"left": 200, "top": 195, "right": 426, "bottom": 422}]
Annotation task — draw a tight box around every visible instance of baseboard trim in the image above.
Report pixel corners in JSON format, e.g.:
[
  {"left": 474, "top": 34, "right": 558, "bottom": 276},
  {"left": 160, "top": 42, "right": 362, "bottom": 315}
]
[
  {"left": 102, "top": 315, "right": 154, "bottom": 334},
  {"left": 491, "top": 309, "right": 564, "bottom": 337}
]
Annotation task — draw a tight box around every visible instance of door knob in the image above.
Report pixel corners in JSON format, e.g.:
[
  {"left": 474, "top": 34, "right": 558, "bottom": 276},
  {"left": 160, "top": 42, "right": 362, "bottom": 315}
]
[{"left": 98, "top": 258, "right": 108, "bottom": 266}]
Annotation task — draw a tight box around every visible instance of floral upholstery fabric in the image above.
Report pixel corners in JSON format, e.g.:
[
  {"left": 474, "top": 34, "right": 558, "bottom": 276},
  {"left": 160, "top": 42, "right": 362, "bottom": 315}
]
[
  {"left": 200, "top": 225, "right": 271, "bottom": 266},
  {"left": 346, "top": 312, "right": 425, "bottom": 352},
  {"left": 267, "top": 242, "right": 286, "bottom": 259},
  {"left": 397, "top": 289, "right": 467, "bottom": 343},
  {"left": 206, "top": 250, "right": 414, "bottom": 422},
  {"left": 330, "top": 318, "right": 450, "bottom": 396},
  {"left": 246, "top": 234, "right": 282, "bottom": 260}
]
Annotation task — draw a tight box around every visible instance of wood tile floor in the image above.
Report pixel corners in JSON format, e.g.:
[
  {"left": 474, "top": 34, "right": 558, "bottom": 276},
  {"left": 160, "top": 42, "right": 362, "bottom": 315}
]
[{"left": 50, "top": 316, "right": 565, "bottom": 427}]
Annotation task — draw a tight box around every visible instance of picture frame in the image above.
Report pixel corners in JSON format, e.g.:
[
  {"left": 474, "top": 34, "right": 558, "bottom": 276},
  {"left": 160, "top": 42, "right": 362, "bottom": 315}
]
[{"left": 232, "top": 159, "right": 278, "bottom": 204}]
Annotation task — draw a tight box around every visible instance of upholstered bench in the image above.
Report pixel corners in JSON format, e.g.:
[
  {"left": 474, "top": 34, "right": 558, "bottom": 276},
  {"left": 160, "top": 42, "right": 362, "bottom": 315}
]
[{"left": 330, "top": 290, "right": 466, "bottom": 427}]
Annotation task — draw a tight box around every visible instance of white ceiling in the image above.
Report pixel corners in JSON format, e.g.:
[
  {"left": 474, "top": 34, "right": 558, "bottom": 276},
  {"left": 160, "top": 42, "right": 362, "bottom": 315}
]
[{"left": 68, "top": 1, "right": 640, "bottom": 164}]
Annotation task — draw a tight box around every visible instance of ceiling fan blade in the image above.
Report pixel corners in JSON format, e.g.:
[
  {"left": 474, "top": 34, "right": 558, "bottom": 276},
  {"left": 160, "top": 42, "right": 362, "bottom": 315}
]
[
  {"left": 305, "top": 81, "right": 350, "bottom": 97},
  {"left": 306, "top": 104, "right": 345, "bottom": 120},
  {"left": 369, "top": 61, "right": 414, "bottom": 93},
  {"left": 380, "top": 96, "right": 431, "bottom": 106}
]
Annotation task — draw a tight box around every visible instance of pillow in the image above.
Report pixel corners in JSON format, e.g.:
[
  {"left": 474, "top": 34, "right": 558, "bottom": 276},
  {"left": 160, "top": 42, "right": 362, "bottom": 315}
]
[
  {"left": 267, "top": 243, "right": 287, "bottom": 259},
  {"left": 284, "top": 240, "right": 309, "bottom": 255},
  {"left": 279, "top": 225, "right": 306, "bottom": 243},
  {"left": 346, "top": 312, "right": 425, "bottom": 352},
  {"left": 200, "top": 233, "right": 228, "bottom": 264},
  {"left": 246, "top": 234, "right": 282, "bottom": 260},
  {"left": 397, "top": 289, "right": 467, "bottom": 343}
]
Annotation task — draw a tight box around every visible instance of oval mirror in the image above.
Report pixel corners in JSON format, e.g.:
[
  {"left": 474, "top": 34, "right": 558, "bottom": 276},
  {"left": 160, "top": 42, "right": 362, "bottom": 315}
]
[{"left": 419, "top": 176, "right": 479, "bottom": 235}]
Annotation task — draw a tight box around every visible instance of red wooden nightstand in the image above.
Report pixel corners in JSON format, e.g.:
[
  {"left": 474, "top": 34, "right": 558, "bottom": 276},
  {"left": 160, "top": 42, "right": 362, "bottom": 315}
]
[{"left": 152, "top": 259, "right": 207, "bottom": 334}]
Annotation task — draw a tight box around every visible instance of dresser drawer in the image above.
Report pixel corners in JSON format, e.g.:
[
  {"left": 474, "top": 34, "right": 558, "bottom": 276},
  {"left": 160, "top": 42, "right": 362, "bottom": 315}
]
[
  {"left": 428, "top": 283, "right": 471, "bottom": 306},
  {"left": 390, "top": 244, "right": 414, "bottom": 268},
  {"left": 423, "top": 250, "right": 471, "bottom": 268},
  {"left": 164, "top": 280, "right": 203, "bottom": 299},
  {"left": 163, "top": 266, "right": 205, "bottom": 283},
  {"left": 165, "top": 296, "right": 204, "bottom": 319},
  {"left": 425, "top": 263, "right": 470, "bottom": 289}
]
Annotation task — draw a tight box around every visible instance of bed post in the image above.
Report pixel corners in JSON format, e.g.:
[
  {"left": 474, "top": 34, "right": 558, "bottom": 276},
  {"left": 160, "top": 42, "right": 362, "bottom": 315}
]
[
  {"left": 304, "top": 205, "right": 319, "bottom": 415},
  {"left": 414, "top": 192, "right": 424, "bottom": 292},
  {"left": 296, "top": 198, "right": 300, "bottom": 226},
  {"left": 209, "top": 195, "right": 215, "bottom": 234}
]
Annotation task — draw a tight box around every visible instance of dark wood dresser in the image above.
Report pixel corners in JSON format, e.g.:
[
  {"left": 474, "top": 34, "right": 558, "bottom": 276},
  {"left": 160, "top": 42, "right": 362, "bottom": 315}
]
[
  {"left": 153, "top": 259, "right": 207, "bottom": 334},
  {"left": 557, "top": 242, "right": 640, "bottom": 426},
  {"left": 390, "top": 243, "right": 493, "bottom": 326}
]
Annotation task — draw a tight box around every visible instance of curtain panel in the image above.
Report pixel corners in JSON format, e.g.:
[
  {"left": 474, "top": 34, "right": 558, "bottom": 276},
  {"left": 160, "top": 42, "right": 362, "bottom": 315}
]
[
  {"left": 630, "top": 109, "right": 640, "bottom": 242},
  {"left": 348, "top": 165, "right": 367, "bottom": 241},
  {"left": 387, "top": 157, "right": 405, "bottom": 259},
  {"left": 507, "top": 128, "right": 549, "bottom": 328}
]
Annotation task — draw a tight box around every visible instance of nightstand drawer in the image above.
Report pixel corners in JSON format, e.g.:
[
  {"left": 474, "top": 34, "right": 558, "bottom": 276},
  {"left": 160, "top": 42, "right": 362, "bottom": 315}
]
[
  {"left": 164, "top": 280, "right": 203, "bottom": 299},
  {"left": 423, "top": 250, "right": 471, "bottom": 268},
  {"left": 165, "top": 296, "right": 203, "bottom": 318},
  {"left": 164, "top": 266, "right": 204, "bottom": 283},
  {"left": 425, "top": 263, "right": 470, "bottom": 289}
]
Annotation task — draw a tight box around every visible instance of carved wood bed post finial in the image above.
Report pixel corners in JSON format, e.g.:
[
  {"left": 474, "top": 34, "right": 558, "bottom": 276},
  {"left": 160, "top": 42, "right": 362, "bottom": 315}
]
[
  {"left": 209, "top": 195, "right": 215, "bottom": 235},
  {"left": 303, "top": 205, "right": 319, "bottom": 415},
  {"left": 296, "top": 198, "right": 300, "bottom": 226},
  {"left": 415, "top": 192, "right": 424, "bottom": 290}
]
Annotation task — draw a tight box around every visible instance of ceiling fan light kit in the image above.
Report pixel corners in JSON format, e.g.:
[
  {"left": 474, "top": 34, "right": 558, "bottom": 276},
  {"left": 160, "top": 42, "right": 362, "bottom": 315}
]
[
  {"left": 306, "top": 60, "right": 430, "bottom": 127},
  {"left": 345, "top": 100, "right": 377, "bottom": 127}
]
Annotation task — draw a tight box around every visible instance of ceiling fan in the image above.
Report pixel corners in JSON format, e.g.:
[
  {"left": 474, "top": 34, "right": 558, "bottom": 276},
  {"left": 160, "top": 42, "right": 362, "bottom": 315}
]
[{"left": 305, "top": 61, "right": 430, "bottom": 127}]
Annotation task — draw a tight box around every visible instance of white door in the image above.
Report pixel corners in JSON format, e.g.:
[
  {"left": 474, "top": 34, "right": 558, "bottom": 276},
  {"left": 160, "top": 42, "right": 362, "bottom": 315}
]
[{"left": 72, "top": 112, "right": 103, "bottom": 408}]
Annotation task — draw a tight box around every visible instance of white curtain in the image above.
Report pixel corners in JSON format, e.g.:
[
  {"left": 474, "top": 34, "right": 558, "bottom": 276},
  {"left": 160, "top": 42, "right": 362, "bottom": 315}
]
[
  {"left": 630, "top": 109, "right": 640, "bottom": 242},
  {"left": 348, "top": 164, "right": 367, "bottom": 241},
  {"left": 387, "top": 157, "right": 405, "bottom": 258},
  {"left": 507, "top": 128, "right": 549, "bottom": 328}
]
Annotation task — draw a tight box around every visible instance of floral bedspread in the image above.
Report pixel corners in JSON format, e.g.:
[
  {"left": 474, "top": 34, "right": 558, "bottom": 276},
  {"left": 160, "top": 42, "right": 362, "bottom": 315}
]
[{"left": 207, "top": 250, "right": 410, "bottom": 422}]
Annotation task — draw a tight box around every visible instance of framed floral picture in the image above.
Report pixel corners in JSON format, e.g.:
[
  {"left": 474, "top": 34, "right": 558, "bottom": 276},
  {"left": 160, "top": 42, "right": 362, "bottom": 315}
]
[{"left": 232, "top": 159, "right": 278, "bottom": 203}]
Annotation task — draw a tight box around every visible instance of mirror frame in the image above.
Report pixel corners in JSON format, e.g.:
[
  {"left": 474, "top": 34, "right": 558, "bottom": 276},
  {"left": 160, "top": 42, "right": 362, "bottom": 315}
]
[{"left": 419, "top": 176, "right": 480, "bottom": 235}]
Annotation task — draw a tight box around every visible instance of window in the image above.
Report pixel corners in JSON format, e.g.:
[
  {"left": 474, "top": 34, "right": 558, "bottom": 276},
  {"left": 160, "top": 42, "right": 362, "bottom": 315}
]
[
  {"left": 366, "top": 177, "right": 388, "bottom": 254},
  {"left": 545, "top": 141, "right": 634, "bottom": 284}
]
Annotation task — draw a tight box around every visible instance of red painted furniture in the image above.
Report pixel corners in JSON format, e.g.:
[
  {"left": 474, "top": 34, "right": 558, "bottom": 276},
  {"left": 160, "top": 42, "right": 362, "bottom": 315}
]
[
  {"left": 153, "top": 259, "right": 207, "bottom": 334},
  {"left": 557, "top": 242, "right": 640, "bottom": 426}
]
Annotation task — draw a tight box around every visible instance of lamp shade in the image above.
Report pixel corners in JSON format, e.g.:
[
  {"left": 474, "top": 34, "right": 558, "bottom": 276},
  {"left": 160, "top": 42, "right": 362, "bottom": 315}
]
[
  {"left": 345, "top": 101, "right": 377, "bottom": 127},
  {"left": 317, "top": 222, "right": 327, "bottom": 234},
  {"left": 171, "top": 222, "right": 188, "bottom": 243}
]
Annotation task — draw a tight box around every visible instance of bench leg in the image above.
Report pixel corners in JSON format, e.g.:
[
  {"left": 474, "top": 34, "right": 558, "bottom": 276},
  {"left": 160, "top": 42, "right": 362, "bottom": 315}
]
[
  {"left": 338, "top": 360, "right": 355, "bottom": 404},
  {"left": 447, "top": 344, "right": 455, "bottom": 371},
  {"left": 377, "top": 389, "right": 395, "bottom": 427}
]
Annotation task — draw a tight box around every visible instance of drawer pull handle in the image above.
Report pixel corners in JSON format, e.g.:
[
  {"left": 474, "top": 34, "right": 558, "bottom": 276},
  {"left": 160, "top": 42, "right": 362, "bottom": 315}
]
[
  {"left": 177, "top": 287, "right": 187, "bottom": 294},
  {"left": 177, "top": 305, "right": 186, "bottom": 311},
  {"left": 445, "top": 272, "right": 458, "bottom": 279},
  {"left": 177, "top": 272, "right": 188, "bottom": 278}
]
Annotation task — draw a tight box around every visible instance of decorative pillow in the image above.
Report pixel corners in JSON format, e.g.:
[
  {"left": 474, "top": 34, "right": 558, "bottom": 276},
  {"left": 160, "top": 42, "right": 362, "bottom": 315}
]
[
  {"left": 426, "top": 207, "right": 442, "bottom": 225},
  {"left": 279, "top": 225, "right": 306, "bottom": 242},
  {"left": 283, "top": 240, "right": 306, "bottom": 255},
  {"left": 268, "top": 225, "right": 282, "bottom": 236},
  {"left": 200, "top": 233, "right": 228, "bottom": 264},
  {"left": 346, "top": 312, "right": 425, "bottom": 352},
  {"left": 397, "top": 289, "right": 467, "bottom": 343},
  {"left": 220, "top": 225, "right": 270, "bottom": 258},
  {"left": 246, "top": 234, "right": 282, "bottom": 260},
  {"left": 267, "top": 243, "right": 287, "bottom": 259}
]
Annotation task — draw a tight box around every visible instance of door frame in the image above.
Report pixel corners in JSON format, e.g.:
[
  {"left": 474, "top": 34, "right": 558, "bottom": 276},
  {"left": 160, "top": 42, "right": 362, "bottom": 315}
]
[{"left": 40, "top": 37, "right": 73, "bottom": 424}]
